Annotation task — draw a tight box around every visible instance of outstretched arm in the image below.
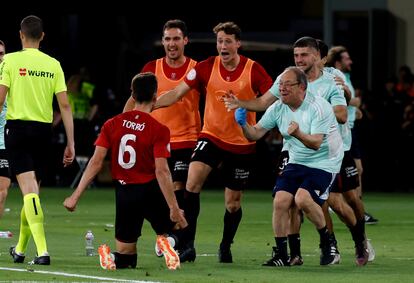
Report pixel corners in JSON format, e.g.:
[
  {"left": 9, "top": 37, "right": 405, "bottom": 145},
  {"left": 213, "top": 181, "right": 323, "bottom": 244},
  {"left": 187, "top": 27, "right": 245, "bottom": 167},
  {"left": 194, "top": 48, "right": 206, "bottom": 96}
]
[
  {"left": 63, "top": 146, "right": 107, "bottom": 212},
  {"left": 224, "top": 90, "right": 277, "bottom": 112},
  {"left": 241, "top": 123, "right": 269, "bottom": 141},
  {"left": 234, "top": 108, "right": 269, "bottom": 141},
  {"left": 154, "top": 81, "right": 192, "bottom": 110}
]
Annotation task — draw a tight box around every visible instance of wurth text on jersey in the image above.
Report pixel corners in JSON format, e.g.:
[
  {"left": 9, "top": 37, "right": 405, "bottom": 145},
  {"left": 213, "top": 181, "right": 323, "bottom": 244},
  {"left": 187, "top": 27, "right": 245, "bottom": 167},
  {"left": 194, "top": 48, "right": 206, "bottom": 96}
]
[{"left": 18, "top": 68, "right": 55, "bottom": 78}]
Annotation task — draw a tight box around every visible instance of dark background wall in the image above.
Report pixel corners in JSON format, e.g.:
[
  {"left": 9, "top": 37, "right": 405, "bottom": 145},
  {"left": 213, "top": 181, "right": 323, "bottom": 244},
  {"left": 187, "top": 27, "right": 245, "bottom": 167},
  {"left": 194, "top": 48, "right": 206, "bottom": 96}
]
[{"left": 1, "top": 2, "right": 412, "bottom": 192}]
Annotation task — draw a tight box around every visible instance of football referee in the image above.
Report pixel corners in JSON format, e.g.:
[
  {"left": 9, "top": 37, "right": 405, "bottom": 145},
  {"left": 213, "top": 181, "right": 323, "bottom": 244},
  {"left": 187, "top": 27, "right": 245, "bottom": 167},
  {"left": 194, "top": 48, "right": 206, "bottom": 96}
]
[{"left": 0, "top": 15, "right": 75, "bottom": 265}]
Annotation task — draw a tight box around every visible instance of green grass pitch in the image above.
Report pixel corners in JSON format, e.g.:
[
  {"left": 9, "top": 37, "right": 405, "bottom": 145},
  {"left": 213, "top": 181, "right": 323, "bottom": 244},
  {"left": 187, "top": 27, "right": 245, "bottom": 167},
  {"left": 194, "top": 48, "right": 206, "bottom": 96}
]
[{"left": 0, "top": 186, "right": 413, "bottom": 282}]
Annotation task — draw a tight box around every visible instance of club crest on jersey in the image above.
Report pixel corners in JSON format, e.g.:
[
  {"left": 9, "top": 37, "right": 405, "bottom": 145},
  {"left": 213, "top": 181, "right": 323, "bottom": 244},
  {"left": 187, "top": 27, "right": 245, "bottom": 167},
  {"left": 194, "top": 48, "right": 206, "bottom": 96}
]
[{"left": 186, "top": 68, "right": 196, "bottom": 81}]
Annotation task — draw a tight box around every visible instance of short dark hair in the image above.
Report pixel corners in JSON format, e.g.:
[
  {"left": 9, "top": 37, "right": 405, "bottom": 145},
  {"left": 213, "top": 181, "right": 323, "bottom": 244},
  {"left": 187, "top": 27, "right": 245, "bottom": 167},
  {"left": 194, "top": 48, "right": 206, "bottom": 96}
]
[
  {"left": 293, "top": 36, "right": 319, "bottom": 51},
  {"left": 284, "top": 66, "right": 308, "bottom": 89},
  {"left": 20, "top": 15, "right": 43, "bottom": 40},
  {"left": 163, "top": 19, "right": 188, "bottom": 37},
  {"left": 213, "top": 22, "right": 241, "bottom": 40},
  {"left": 316, "top": 39, "right": 328, "bottom": 59},
  {"left": 326, "top": 46, "right": 347, "bottom": 67},
  {"left": 131, "top": 72, "right": 157, "bottom": 103}
]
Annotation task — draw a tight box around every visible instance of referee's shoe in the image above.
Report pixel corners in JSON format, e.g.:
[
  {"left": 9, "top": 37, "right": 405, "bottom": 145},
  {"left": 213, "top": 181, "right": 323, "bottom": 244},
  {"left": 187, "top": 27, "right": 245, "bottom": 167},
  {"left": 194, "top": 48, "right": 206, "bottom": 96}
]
[{"left": 9, "top": 246, "right": 25, "bottom": 263}]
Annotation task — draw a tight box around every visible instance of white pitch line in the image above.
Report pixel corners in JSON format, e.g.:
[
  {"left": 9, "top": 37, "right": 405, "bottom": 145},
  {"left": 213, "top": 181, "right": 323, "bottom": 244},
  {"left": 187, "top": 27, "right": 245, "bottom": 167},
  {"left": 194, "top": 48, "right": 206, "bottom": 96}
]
[
  {"left": 197, "top": 253, "right": 217, "bottom": 257},
  {"left": 0, "top": 267, "right": 165, "bottom": 283}
]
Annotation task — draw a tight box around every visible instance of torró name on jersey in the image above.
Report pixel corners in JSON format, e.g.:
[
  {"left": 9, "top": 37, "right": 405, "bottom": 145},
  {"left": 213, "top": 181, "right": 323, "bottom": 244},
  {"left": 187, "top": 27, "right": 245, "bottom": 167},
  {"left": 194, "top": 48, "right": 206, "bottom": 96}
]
[{"left": 122, "top": 119, "right": 146, "bottom": 131}]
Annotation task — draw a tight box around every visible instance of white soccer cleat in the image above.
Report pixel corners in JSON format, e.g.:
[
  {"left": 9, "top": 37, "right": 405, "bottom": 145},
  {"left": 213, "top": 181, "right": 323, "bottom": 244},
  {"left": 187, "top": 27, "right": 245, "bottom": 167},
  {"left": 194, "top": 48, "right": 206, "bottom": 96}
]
[
  {"left": 98, "top": 244, "right": 116, "bottom": 270},
  {"left": 156, "top": 235, "right": 180, "bottom": 270},
  {"left": 366, "top": 239, "right": 375, "bottom": 262},
  {"left": 155, "top": 235, "right": 176, "bottom": 257}
]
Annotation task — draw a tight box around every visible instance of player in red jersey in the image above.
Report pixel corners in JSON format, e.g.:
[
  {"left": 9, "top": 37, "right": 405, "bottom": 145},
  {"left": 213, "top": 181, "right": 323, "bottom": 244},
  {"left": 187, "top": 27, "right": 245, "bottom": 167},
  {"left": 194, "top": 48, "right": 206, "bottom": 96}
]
[{"left": 64, "top": 72, "right": 187, "bottom": 270}]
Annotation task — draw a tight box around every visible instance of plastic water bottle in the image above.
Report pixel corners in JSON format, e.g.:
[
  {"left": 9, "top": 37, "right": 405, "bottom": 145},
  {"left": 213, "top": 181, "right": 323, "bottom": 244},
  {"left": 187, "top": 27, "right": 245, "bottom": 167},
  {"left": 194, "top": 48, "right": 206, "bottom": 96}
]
[
  {"left": 85, "top": 230, "right": 94, "bottom": 256},
  {"left": 0, "top": 231, "right": 13, "bottom": 238}
]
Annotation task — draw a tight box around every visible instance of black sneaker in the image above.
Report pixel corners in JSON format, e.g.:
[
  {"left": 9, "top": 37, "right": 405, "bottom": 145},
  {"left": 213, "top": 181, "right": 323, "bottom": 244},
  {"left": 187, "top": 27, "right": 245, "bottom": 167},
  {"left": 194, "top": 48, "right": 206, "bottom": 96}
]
[
  {"left": 178, "top": 246, "right": 196, "bottom": 263},
  {"left": 9, "top": 246, "right": 25, "bottom": 263},
  {"left": 364, "top": 213, "right": 379, "bottom": 224},
  {"left": 262, "top": 246, "right": 289, "bottom": 267},
  {"left": 218, "top": 246, "right": 232, "bottom": 263},
  {"left": 29, "top": 255, "right": 51, "bottom": 265},
  {"left": 320, "top": 243, "right": 340, "bottom": 265}
]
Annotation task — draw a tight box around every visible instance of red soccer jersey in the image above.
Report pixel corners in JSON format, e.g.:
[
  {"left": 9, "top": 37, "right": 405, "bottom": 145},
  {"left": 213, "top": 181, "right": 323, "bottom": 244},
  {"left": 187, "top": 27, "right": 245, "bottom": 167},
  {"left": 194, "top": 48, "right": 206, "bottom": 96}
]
[{"left": 95, "top": 110, "right": 171, "bottom": 184}]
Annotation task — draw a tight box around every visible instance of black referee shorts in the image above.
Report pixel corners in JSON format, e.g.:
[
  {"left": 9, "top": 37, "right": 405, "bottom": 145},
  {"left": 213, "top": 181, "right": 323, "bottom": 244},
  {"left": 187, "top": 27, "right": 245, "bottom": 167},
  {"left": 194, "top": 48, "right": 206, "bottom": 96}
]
[{"left": 5, "top": 120, "right": 52, "bottom": 180}]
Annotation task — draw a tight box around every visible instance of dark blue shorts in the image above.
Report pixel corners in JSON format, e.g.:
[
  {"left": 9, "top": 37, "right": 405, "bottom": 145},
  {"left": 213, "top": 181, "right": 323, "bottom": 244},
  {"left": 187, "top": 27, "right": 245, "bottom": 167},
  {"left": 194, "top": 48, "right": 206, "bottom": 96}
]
[{"left": 274, "top": 163, "right": 336, "bottom": 206}]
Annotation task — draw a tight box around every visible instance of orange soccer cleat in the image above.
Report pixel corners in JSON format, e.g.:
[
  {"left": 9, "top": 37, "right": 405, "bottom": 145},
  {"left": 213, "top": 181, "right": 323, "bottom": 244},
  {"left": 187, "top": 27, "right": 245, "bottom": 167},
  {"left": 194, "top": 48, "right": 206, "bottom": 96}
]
[
  {"left": 156, "top": 235, "right": 180, "bottom": 270},
  {"left": 98, "top": 244, "right": 116, "bottom": 270}
]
